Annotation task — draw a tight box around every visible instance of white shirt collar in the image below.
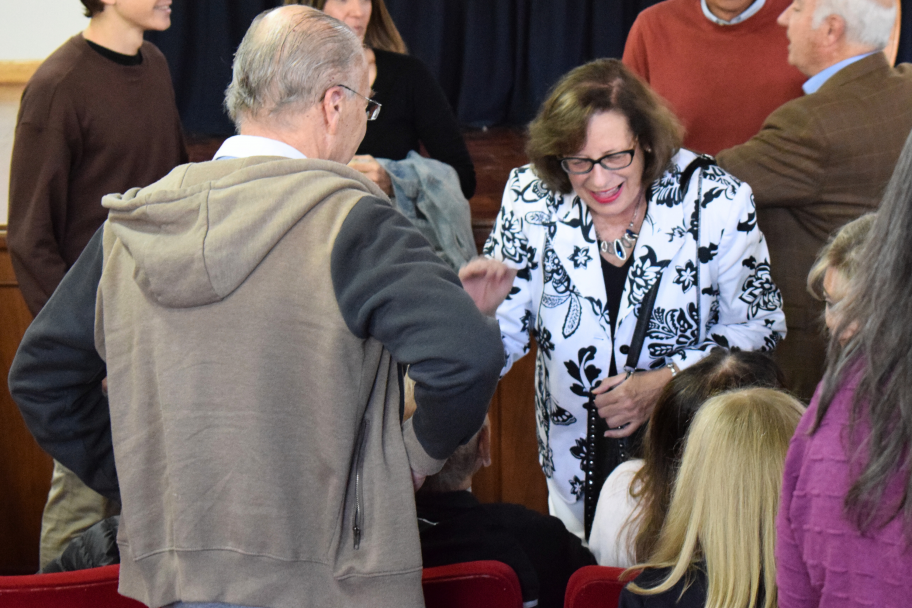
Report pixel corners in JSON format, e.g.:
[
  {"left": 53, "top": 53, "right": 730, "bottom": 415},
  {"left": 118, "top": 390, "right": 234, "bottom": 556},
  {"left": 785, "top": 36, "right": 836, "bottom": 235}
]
[
  {"left": 212, "top": 135, "right": 307, "bottom": 160},
  {"left": 701, "top": 0, "right": 766, "bottom": 25},
  {"left": 802, "top": 52, "right": 878, "bottom": 94}
]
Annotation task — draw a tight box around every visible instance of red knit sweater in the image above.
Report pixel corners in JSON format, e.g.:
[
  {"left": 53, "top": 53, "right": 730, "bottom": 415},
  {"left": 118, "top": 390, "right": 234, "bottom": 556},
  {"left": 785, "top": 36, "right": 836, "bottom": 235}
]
[{"left": 623, "top": 0, "right": 805, "bottom": 155}]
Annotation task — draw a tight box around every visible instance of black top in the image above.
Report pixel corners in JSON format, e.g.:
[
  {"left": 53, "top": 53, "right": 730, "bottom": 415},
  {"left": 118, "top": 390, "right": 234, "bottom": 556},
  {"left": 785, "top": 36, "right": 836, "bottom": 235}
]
[
  {"left": 360, "top": 49, "right": 476, "bottom": 198},
  {"left": 600, "top": 253, "right": 634, "bottom": 376},
  {"left": 618, "top": 567, "right": 708, "bottom": 608},
  {"left": 416, "top": 490, "right": 597, "bottom": 608},
  {"left": 85, "top": 39, "right": 143, "bottom": 66}
]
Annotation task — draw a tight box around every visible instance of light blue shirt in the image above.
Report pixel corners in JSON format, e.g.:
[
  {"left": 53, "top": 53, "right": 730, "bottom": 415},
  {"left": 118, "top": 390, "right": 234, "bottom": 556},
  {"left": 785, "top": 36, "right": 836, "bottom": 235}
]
[
  {"left": 701, "top": 0, "right": 766, "bottom": 25},
  {"left": 212, "top": 134, "right": 307, "bottom": 160},
  {"left": 802, "top": 52, "right": 878, "bottom": 94}
]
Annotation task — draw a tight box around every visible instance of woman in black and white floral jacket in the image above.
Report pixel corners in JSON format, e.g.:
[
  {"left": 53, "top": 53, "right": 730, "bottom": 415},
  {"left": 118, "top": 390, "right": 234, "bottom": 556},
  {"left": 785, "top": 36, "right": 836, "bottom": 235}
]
[{"left": 460, "top": 59, "right": 785, "bottom": 539}]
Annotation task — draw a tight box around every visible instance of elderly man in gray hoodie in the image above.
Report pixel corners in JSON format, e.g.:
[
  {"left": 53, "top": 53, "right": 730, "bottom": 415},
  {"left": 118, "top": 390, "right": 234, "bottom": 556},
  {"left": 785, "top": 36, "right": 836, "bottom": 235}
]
[{"left": 9, "top": 6, "right": 504, "bottom": 608}]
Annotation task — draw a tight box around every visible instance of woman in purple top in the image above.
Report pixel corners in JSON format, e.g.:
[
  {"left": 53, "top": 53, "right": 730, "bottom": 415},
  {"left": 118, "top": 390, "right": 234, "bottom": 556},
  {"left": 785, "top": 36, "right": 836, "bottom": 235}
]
[{"left": 776, "top": 131, "right": 912, "bottom": 608}]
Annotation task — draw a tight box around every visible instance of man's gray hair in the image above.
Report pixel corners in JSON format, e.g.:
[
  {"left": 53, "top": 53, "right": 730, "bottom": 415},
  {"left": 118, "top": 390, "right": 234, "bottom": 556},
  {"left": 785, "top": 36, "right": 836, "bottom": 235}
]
[
  {"left": 224, "top": 6, "right": 364, "bottom": 127},
  {"left": 812, "top": 0, "right": 896, "bottom": 50}
]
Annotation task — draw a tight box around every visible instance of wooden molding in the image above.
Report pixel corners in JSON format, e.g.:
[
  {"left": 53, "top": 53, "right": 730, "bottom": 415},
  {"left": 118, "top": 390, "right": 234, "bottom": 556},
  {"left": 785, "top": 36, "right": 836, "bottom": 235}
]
[{"left": 0, "top": 61, "right": 40, "bottom": 85}]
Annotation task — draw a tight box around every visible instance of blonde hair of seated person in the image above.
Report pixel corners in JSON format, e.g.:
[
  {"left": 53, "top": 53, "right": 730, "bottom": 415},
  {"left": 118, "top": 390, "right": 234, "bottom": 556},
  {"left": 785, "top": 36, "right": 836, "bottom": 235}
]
[
  {"left": 627, "top": 388, "right": 804, "bottom": 608},
  {"left": 806, "top": 214, "right": 875, "bottom": 337}
]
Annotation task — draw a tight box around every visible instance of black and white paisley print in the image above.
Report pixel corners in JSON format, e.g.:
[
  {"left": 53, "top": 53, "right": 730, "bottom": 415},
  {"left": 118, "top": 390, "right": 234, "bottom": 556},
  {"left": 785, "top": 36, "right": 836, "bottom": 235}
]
[{"left": 486, "top": 150, "right": 786, "bottom": 504}]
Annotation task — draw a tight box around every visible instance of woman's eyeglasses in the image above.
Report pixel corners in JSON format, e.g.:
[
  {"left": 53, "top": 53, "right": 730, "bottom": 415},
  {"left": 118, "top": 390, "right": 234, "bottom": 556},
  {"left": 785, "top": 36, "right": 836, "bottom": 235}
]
[
  {"left": 338, "top": 84, "right": 382, "bottom": 121},
  {"left": 560, "top": 148, "right": 636, "bottom": 174}
]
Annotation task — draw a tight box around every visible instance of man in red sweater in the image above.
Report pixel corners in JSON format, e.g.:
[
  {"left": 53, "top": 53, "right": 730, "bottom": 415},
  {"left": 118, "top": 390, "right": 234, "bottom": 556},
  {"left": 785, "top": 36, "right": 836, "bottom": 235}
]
[
  {"left": 623, "top": 0, "right": 806, "bottom": 155},
  {"left": 7, "top": 0, "right": 187, "bottom": 569}
]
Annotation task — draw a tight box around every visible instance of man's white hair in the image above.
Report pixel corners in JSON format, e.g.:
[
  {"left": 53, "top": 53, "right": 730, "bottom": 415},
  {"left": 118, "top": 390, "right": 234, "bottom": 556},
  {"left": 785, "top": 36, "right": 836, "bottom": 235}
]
[
  {"left": 224, "top": 6, "right": 364, "bottom": 127},
  {"left": 812, "top": 0, "right": 897, "bottom": 50}
]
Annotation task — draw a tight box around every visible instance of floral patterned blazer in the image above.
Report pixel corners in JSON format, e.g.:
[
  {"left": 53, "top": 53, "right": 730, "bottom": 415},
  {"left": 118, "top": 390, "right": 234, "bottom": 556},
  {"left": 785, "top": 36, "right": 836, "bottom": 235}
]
[{"left": 483, "top": 149, "right": 786, "bottom": 504}]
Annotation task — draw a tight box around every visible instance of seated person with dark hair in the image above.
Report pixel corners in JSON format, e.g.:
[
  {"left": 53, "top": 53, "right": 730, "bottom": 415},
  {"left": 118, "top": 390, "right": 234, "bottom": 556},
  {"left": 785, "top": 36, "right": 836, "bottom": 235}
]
[{"left": 416, "top": 417, "right": 596, "bottom": 608}]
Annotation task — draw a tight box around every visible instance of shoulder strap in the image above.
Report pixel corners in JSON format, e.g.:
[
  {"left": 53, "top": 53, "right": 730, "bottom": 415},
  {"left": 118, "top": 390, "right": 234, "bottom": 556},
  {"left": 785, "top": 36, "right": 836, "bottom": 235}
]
[{"left": 624, "top": 154, "right": 715, "bottom": 372}]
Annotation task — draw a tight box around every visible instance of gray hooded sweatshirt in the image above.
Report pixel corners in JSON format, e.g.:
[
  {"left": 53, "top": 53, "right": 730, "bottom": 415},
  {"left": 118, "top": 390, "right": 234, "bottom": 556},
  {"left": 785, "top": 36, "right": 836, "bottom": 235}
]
[{"left": 92, "top": 156, "right": 502, "bottom": 608}]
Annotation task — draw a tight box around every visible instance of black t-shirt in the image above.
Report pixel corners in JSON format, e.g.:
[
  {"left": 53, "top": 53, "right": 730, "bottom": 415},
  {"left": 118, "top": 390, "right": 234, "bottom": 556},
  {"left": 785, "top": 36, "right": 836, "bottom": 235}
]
[
  {"left": 85, "top": 39, "right": 143, "bottom": 66},
  {"left": 359, "top": 49, "right": 476, "bottom": 198}
]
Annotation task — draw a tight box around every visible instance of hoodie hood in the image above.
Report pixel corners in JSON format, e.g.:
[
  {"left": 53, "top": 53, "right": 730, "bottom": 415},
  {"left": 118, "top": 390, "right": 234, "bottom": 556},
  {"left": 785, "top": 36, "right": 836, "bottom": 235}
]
[{"left": 102, "top": 156, "right": 386, "bottom": 308}]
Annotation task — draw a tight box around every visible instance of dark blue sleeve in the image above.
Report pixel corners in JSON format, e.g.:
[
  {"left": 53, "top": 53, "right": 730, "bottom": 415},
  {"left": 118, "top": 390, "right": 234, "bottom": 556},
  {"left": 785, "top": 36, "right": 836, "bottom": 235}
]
[
  {"left": 331, "top": 196, "right": 503, "bottom": 462},
  {"left": 8, "top": 226, "right": 119, "bottom": 501}
]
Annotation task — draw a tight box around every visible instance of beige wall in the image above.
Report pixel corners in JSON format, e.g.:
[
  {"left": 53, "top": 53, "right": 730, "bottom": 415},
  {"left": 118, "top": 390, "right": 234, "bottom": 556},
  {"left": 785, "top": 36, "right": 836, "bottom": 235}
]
[{"left": 1, "top": 3, "right": 88, "bottom": 62}]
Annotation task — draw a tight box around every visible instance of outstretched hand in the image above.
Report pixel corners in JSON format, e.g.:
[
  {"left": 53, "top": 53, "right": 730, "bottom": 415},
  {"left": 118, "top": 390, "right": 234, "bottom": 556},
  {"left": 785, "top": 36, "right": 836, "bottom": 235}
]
[
  {"left": 591, "top": 367, "right": 672, "bottom": 438},
  {"left": 458, "top": 257, "right": 518, "bottom": 317}
]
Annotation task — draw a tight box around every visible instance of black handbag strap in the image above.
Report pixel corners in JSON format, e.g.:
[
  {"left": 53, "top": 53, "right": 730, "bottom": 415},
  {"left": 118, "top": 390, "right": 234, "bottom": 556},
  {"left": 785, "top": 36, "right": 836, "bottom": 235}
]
[
  {"left": 624, "top": 154, "right": 715, "bottom": 372},
  {"left": 624, "top": 275, "right": 661, "bottom": 372}
]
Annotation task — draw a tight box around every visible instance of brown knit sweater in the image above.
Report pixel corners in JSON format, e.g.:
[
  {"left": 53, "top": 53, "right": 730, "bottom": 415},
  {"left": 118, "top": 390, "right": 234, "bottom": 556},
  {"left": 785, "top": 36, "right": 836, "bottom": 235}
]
[{"left": 7, "top": 34, "right": 187, "bottom": 316}]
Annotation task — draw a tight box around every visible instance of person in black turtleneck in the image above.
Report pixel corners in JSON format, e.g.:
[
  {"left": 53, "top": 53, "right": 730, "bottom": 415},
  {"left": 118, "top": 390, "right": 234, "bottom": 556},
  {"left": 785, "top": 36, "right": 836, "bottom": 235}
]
[{"left": 8, "top": 0, "right": 187, "bottom": 570}]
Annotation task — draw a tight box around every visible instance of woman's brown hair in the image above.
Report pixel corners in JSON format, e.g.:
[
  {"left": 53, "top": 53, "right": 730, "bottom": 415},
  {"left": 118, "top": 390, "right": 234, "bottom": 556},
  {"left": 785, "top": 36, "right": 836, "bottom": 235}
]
[
  {"left": 631, "top": 348, "right": 786, "bottom": 563},
  {"left": 526, "top": 58, "right": 683, "bottom": 194},
  {"left": 286, "top": 0, "right": 408, "bottom": 53}
]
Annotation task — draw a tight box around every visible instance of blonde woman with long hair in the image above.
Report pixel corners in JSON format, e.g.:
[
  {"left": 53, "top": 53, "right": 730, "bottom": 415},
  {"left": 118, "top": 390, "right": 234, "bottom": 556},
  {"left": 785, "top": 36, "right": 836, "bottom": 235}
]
[{"left": 619, "top": 388, "right": 804, "bottom": 608}]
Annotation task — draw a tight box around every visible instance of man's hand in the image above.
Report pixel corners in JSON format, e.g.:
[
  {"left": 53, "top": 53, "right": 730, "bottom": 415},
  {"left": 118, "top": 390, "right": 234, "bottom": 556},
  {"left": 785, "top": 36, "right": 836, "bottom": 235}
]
[
  {"left": 592, "top": 367, "right": 673, "bottom": 438},
  {"left": 349, "top": 154, "right": 393, "bottom": 195},
  {"left": 411, "top": 469, "right": 426, "bottom": 492},
  {"left": 458, "top": 257, "right": 517, "bottom": 317}
]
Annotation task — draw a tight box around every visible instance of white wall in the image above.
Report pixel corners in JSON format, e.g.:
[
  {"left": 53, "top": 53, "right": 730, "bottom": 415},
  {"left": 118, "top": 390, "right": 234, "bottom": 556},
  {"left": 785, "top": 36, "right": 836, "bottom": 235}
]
[
  {"left": 1, "top": 3, "right": 89, "bottom": 61},
  {"left": 1, "top": 4, "right": 87, "bottom": 225}
]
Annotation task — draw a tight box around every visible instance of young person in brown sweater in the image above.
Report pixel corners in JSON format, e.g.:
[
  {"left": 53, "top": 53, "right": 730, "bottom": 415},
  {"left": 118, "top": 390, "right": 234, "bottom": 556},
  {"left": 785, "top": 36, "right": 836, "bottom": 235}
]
[{"left": 7, "top": 0, "right": 187, "bottom": 569}]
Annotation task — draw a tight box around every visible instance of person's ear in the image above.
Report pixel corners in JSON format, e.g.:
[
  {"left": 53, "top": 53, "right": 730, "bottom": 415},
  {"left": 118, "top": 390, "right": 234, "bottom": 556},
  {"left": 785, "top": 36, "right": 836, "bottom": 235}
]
[
  {"left": 322, "top": 85, "right": 346, "bottom": 135},
  {"left": 477, "top": 419, "right": 492, "bottom": 468},
  {"left": 822, "top": 14, "right": 846, "bottom": 46}
]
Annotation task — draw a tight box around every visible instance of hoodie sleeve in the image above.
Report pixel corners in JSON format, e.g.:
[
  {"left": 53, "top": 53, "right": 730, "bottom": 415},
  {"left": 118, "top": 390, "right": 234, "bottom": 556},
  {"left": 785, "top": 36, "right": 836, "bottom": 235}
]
[
  {"left": 7, "top": 227, "right": 119, "bottom": 501},
  {"left": 331, "top": 196, "right": 504, "bottom": 475}
]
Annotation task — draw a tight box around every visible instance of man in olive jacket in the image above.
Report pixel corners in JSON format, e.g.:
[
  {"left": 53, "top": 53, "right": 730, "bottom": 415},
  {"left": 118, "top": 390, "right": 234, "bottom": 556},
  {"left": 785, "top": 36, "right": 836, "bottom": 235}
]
[
  {"left": 9, "top": 7, "right": 503, "bottom": 608},
  {"left": 716, "top": 0, "right": 912, "bottom": 400}
]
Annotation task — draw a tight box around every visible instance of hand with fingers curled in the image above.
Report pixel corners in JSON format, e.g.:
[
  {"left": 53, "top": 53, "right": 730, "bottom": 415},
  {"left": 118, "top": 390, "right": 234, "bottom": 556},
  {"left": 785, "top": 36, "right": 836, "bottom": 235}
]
[
  {"left": 458, "top": 257, "right": 518, "bottom": 317},
  {"left": 592, "top": 367, "right": 673, "bottom": 438},
  {"left": 348, "top": 154, "right": 393, "bottom": 196}
]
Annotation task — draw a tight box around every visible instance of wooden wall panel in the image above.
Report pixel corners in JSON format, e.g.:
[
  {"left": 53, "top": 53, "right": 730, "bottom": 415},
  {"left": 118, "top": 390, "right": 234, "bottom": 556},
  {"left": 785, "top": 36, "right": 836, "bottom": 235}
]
[
  {"left": 471, "top": 345, "right": 547, "bottom": 514},
  {"left": 461, "top": 128, "right": 548, "bottom": 514},
  {"left": 0, "top": 230, "right": 51, "bottom": 575}
]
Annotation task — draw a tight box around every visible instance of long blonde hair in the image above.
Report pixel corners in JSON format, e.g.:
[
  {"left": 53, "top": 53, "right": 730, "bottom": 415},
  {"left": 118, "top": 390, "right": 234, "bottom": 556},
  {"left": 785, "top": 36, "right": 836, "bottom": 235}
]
[{"left": 627, "top": 388, "right": 804, "bottom": 608}]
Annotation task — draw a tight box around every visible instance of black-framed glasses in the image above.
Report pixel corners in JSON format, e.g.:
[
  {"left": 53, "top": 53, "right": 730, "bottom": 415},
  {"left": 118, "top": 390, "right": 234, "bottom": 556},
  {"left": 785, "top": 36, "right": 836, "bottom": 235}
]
[
  {"left": 560, "top": 147, "right": 636, "bottom": 174},
  {"left": 338, "top": 84, "right": 382, "bottom": 121}
]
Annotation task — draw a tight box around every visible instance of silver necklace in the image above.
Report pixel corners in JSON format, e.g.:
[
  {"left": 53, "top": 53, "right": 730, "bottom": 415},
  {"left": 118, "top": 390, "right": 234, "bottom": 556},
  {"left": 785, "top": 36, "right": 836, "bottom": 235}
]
[{"left": 598, "top": 197, "right": 641, "bottom": 261}]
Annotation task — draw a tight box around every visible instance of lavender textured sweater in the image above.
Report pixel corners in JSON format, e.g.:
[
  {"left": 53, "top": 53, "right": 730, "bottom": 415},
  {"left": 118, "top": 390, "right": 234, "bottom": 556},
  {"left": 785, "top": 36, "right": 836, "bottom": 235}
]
[{"left": 777, "top": 369, "right": 912, "bottom": 607}]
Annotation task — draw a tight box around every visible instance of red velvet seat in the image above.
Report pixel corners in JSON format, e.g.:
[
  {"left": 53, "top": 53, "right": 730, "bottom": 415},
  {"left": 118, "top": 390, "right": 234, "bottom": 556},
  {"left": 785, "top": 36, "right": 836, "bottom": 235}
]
[
  {"left": 0, "top": 564, "right": 143, "bottom": 608},
  {"left": 422, "top": 560, "right": 523, "bottom": 608},
  {"left": 564, "top": 565, "right": 637, "bottom": 608},
  {"left": 0, "top": 561, "right": 523, "bottom": 608}
]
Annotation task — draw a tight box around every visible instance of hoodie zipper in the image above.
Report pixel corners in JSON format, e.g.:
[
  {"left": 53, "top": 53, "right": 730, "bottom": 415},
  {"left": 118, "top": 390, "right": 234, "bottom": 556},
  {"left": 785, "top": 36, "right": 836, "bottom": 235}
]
[{"left": 353, "top": 418, "right": 369, "bottom": 549}]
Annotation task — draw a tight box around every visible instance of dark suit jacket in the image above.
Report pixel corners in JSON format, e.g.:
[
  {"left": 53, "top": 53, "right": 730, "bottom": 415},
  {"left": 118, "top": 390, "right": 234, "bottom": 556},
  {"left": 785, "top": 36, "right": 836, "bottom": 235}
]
[{"left": 716, "top": 53, "right": 912, "bottom": 398}]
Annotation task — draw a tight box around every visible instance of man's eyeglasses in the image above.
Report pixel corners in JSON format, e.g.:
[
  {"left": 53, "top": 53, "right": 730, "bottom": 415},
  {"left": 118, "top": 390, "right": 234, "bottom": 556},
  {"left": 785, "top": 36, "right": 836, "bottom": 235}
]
[
  {"left": 338, "top": 84, "right": 382, "bottom": 121},
  {"left": 560, "top": 147, "right": 636, "bottom": 174}
]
